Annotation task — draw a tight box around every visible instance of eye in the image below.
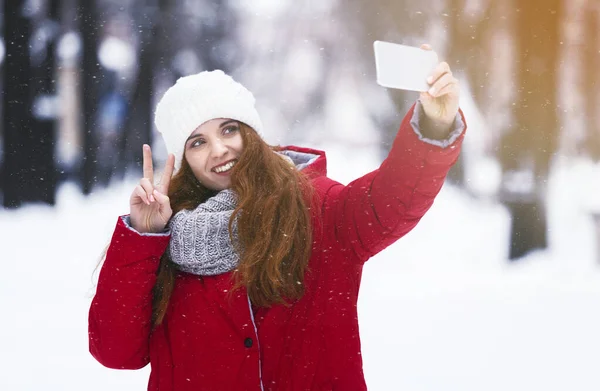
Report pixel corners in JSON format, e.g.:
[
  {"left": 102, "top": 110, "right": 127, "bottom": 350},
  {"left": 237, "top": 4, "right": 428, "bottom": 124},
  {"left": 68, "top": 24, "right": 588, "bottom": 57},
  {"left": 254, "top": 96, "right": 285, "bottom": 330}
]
[
  {"left": 223, "top": 125, "right": 239, "bottom": 135},
  {"left": 189, "top": 138, "right": 205, "bottom": 148}
]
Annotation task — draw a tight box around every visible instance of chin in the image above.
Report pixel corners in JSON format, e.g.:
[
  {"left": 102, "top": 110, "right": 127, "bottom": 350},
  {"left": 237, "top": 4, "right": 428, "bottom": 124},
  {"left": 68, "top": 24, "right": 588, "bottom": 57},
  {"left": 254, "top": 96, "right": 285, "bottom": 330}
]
[{"left": 212, "top": 183, "right": 231, "bottom": 191}]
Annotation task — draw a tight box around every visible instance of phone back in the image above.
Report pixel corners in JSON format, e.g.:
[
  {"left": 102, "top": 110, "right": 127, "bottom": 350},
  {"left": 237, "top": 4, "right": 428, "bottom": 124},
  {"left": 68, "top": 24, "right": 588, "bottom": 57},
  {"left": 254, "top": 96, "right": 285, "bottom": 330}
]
[{"left": 374, "top": 41, "right": 438, "bottom": 92}]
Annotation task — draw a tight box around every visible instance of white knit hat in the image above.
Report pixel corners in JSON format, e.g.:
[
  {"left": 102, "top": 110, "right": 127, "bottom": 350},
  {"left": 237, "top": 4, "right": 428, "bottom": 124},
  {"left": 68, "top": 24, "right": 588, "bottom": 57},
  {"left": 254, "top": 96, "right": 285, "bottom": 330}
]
[{"left": 154, "top": 70, "right": 264, "bottom": 171}]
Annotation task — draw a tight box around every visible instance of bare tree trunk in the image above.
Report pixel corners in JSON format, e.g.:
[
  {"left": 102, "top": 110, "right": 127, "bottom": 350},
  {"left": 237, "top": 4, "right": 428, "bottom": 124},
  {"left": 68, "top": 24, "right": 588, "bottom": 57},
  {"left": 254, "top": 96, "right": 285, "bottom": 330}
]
[
  {"left": 30, "top": 0, "right": 61, "bottom": 205},
  {"left": 501, "top": 0, "right": 561, "bottom": 260},
  {"left": 446, "top": 0, "right": 494, "bottom": 107},
  {"left": 113, "top": 0, "right": 174, "bottom": 179},
  {"left": 118, "top": 0, "right": 163, "bottom": 175},
  {"left": 2, "top": 0, "right": 33, "bottom": 208},
  {"left": 80, "top": 0, "right": 102, "bottom": 194},
  {"left": 582, "top": 4, "right": 600, "bottom": 160}
]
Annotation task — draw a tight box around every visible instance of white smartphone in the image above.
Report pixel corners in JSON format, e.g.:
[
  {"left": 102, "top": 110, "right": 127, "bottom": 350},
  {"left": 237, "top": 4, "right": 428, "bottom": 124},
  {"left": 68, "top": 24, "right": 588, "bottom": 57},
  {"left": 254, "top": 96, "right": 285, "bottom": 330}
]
[{"left": 373, "top": 40, "right": 439, "bottom": 92}]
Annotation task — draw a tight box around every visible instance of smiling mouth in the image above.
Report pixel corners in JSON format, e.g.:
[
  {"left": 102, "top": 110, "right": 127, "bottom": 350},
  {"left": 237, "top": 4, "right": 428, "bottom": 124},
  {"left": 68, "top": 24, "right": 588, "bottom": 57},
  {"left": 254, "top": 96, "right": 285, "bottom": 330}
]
[{"left": 213, "top": 160, "right": 237, "bottom": 173}]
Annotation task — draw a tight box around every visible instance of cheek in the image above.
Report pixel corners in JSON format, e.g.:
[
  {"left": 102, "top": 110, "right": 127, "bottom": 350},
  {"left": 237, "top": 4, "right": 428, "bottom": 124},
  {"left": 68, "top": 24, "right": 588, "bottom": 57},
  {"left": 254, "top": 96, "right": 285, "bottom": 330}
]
[
  {"left": 189, "top": 164, "right": 209, "bottom": 184},
  {"left": 233, "top": 135, "right": 244, "bottom": 152},
  {"left": 185, "top": 151, "right": 207, "bottom": 172}
]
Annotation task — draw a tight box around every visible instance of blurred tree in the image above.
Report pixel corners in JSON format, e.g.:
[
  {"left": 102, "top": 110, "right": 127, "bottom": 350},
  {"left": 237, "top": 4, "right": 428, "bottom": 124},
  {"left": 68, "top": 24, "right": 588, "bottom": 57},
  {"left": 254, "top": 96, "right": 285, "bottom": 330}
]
[
  {"left": 500, "top": 1, "right": 562, "bottom": 259},
  {"left": 117, "top": 0, "right": 167, "bottom": 177},
  {"left": 2, "top": 0, "right": 30, "bottom": 208},
  {"left": 2, "top": 0, "right": 46, "bottom": 208},
  {"left": 80, "top": 0, "right": 102, "bottom": 194},
  {"left": 444, "top": 0, "right": 494, "bottom": 185},
  {"left": 446, "top": 0, "right": 493, "bottom": 113},
  {"left": 95, "top": 69, "right": 127, "bottom": 186},
  {"left": 30, "top": 0, "right": 61, "bottom": 205},
  {"left": 582, "top": 1, "right": 600, "bottom": 160}
]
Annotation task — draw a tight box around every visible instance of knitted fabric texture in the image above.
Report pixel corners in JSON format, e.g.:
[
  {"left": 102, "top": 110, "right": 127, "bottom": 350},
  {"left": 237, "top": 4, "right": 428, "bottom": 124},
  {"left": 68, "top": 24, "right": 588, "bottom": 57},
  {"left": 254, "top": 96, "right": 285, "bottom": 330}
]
[
  {"left": 154, "top": 70, "right": 264, "bottom": 171},
  {"left": 168, "top": 189, "right": 240, "bottom": 276}
]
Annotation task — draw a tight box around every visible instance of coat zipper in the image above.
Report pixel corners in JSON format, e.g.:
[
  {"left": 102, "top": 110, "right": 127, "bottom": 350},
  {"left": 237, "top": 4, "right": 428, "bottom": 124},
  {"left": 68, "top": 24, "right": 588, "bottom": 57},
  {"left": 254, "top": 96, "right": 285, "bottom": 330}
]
[{"left": 247, "top": 295, "right": 265, "bottom": 391}]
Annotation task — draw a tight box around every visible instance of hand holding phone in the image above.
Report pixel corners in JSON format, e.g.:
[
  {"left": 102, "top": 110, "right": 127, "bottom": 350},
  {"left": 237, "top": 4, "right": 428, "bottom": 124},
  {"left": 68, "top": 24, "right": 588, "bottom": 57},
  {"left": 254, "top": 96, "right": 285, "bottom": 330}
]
[
  {"left": 374, "top": 40, "right": 461, "bottom": 135},
  {"left": 373, "top": 41, "right": 439, "bottom": 92}
]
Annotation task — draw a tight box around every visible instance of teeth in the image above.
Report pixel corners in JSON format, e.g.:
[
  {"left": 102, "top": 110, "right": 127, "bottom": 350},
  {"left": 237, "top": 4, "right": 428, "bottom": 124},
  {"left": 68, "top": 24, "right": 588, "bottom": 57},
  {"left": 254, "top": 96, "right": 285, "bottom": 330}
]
[{"left": 214, "top": 161, "right": 236, "bottom": 173}]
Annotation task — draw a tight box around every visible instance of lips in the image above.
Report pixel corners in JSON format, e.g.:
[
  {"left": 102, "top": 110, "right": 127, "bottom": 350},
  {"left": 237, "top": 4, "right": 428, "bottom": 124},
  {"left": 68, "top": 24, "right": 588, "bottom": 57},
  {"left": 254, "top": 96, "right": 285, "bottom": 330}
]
[{"left": 212, "top": 159, "right": 237, "bottom": 173}]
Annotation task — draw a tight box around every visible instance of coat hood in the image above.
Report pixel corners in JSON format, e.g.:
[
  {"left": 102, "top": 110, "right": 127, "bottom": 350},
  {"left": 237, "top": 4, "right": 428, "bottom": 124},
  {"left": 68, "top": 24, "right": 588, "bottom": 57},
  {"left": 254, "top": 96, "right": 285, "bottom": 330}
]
[{"left": 276, "top": 146, "right": 327, "bottom": 178}]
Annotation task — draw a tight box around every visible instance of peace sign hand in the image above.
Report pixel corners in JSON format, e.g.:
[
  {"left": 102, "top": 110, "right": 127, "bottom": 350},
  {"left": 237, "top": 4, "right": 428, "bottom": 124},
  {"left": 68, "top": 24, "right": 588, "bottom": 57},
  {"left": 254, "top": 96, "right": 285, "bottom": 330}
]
[{"left": 129, "top": 144, "right": 176, "bottom": 233}]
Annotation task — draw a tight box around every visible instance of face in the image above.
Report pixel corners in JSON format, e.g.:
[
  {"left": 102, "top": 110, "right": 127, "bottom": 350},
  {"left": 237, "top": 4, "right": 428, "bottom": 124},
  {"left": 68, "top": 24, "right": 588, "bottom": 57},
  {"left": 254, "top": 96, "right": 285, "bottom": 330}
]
[{"left": 184, "top": 118, "right": 244, "bottom": 191}]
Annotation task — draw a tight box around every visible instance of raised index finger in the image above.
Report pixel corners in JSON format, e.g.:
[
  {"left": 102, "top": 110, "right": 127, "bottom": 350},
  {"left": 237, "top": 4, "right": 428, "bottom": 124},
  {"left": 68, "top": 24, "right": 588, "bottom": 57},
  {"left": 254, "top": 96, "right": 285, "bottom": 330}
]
[{"left": 143, "top": 144, "right": 154, "bottom": 182}]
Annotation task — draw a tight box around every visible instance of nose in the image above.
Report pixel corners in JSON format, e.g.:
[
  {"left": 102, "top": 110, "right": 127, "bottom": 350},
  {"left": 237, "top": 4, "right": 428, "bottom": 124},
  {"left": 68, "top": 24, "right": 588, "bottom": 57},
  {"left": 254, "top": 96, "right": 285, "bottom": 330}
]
[{"left": 210, "top": 138, "right": 228, "bottom": 159}]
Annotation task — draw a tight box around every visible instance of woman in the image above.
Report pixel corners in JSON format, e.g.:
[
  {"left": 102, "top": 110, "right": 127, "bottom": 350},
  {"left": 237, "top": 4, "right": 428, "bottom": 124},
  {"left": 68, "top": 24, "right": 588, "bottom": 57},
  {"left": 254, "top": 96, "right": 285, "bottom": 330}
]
[{"left": 89, "top": 47, "right": 466, "bottom": 390}]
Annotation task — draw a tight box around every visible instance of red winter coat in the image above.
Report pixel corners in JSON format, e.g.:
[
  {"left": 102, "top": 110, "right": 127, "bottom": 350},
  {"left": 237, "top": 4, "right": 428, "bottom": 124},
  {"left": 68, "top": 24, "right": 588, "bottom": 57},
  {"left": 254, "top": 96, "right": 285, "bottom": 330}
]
[{"left": 89, "top": 104, "right": 465, "bottom": 390}]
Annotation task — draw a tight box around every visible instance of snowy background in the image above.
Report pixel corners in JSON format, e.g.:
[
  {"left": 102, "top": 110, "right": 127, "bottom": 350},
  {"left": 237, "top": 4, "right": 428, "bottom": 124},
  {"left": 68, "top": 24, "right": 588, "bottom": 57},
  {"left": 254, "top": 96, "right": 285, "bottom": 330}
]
[{"left": 2, "top": 0, "right": 600, "bottom": 390}]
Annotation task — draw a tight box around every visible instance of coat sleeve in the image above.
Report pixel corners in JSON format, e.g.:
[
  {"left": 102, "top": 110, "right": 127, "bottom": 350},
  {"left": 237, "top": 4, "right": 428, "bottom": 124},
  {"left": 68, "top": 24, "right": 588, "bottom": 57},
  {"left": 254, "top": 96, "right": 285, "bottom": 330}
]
[
  {"left": 88, "top": 216, "right": 170, "bottom": 369},
  {"left": 315, "top": 102, "right": 466, "bottom": 264}
]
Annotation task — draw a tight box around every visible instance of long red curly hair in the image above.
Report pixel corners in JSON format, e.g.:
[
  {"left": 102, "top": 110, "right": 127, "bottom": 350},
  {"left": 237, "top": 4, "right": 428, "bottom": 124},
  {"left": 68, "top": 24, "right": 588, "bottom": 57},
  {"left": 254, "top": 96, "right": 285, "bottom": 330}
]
[{"left": 152, "top": 123, "right": 314, "bottom": 326}]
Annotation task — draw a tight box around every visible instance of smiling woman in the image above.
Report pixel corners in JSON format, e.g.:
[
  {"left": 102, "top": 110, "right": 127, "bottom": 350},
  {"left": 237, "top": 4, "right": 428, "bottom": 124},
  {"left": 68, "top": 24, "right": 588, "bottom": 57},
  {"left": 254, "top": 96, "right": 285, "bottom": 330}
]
[{"left": 89, "top": 65, "right": 467, "bottom": 391}]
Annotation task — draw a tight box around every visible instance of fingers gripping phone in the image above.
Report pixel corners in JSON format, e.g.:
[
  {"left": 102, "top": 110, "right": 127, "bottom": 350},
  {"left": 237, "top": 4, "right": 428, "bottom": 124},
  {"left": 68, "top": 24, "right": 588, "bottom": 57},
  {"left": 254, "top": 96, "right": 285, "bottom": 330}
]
[{"left": 373, "top": 40, "right": 439, "bottom": 92}]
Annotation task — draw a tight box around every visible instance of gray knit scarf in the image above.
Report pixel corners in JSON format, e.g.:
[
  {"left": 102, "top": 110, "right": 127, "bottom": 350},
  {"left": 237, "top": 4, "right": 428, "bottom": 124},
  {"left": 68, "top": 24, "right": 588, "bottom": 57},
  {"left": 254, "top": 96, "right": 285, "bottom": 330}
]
[{"left": 168, "top": 189, "right": 240, "bottom": 276}]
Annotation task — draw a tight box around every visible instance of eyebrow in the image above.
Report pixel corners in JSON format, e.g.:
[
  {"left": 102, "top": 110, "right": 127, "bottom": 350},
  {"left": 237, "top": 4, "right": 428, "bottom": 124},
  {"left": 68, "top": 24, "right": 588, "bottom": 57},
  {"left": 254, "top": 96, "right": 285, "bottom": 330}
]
[{"left": 185, "top": 120, "right": 239, "bottom": 144}]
